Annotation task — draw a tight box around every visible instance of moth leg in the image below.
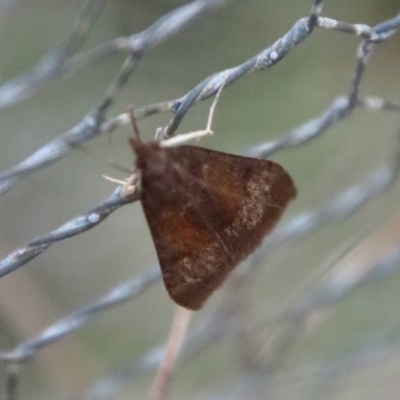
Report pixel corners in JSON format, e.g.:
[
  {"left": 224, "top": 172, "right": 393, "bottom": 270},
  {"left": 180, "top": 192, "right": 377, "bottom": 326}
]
[
  {"left": 160, "top": 71, "right": 230, "bottom": 148},
  {"left": 102, "top": 170, "right": 141, "bottom": 197},
  {"left": 159, "top": 129, "right": 212, "bottom": 148}
]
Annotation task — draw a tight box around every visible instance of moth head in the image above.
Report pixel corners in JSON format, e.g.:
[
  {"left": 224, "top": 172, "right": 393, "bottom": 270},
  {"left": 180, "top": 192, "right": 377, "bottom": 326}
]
[{"left": 130, "top": 140, "right": 169, "bottom": 178}]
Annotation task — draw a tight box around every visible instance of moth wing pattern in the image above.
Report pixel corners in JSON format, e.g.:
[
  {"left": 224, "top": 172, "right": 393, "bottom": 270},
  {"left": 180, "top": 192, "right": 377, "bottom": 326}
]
[{"left": 138, "top": 145, "right": 296, "bottom": 310}]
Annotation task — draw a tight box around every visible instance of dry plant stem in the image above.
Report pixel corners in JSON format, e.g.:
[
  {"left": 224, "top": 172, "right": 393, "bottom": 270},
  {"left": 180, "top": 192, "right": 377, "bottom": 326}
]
[
  {"left": 1, "top": 12, "right": 397, "bottom": 196},
  {"left": 148, "top": 306, "right": 192, "bottom": 400}
]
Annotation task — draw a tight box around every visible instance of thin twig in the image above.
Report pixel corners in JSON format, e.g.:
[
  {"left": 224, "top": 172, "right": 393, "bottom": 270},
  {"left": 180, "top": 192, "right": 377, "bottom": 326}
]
[{"left": 148, "top": 307, "right": 192, "bottom": 400}]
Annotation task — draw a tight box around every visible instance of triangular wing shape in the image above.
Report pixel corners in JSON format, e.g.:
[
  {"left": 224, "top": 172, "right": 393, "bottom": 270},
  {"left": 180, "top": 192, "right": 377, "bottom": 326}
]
[{"left": 137, "top": 144, "right": 296, "bottom": 310}]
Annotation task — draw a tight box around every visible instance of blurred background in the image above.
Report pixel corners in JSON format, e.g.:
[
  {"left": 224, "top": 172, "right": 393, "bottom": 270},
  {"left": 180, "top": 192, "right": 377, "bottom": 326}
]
[{"left": 0, "top": 0, "right": 400, "bottom": 399}]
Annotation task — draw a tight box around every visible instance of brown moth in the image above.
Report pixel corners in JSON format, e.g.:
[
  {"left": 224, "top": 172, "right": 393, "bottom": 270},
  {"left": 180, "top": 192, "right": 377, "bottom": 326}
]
[{"left": 130, "top": 135, "right": 296, "bottom": 310}]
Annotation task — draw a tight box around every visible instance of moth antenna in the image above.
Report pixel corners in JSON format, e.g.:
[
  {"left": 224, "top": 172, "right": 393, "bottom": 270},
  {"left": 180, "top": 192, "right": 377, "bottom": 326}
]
[
  {"left": 127, "top": 107, "right": 143, "bottom": 152},
  {"left": 72, "top": 143, "right": 131, "bottom": 173}
]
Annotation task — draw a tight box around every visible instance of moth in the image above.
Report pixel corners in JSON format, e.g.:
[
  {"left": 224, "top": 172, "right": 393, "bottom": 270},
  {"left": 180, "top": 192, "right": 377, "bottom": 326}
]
[{"left": 128, "top": 112, "right": 297, "bottom": 310}]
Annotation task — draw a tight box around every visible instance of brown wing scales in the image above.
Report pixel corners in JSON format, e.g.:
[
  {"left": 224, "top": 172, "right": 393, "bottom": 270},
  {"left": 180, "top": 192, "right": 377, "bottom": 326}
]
[{"left": 138, "top": 144, "right": 296, "bottom": 310}]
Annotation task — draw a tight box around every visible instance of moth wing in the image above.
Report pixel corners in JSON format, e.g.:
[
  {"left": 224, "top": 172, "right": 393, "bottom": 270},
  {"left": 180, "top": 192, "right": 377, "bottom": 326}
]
[{"left": 140, "top": 145, "right": 296, "bottom": 310}]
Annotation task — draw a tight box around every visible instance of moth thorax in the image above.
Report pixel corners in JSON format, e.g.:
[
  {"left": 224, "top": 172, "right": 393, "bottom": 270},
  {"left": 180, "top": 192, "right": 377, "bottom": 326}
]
[{"left": 136, "top": 143, "right": 169, "bottom": 177}]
